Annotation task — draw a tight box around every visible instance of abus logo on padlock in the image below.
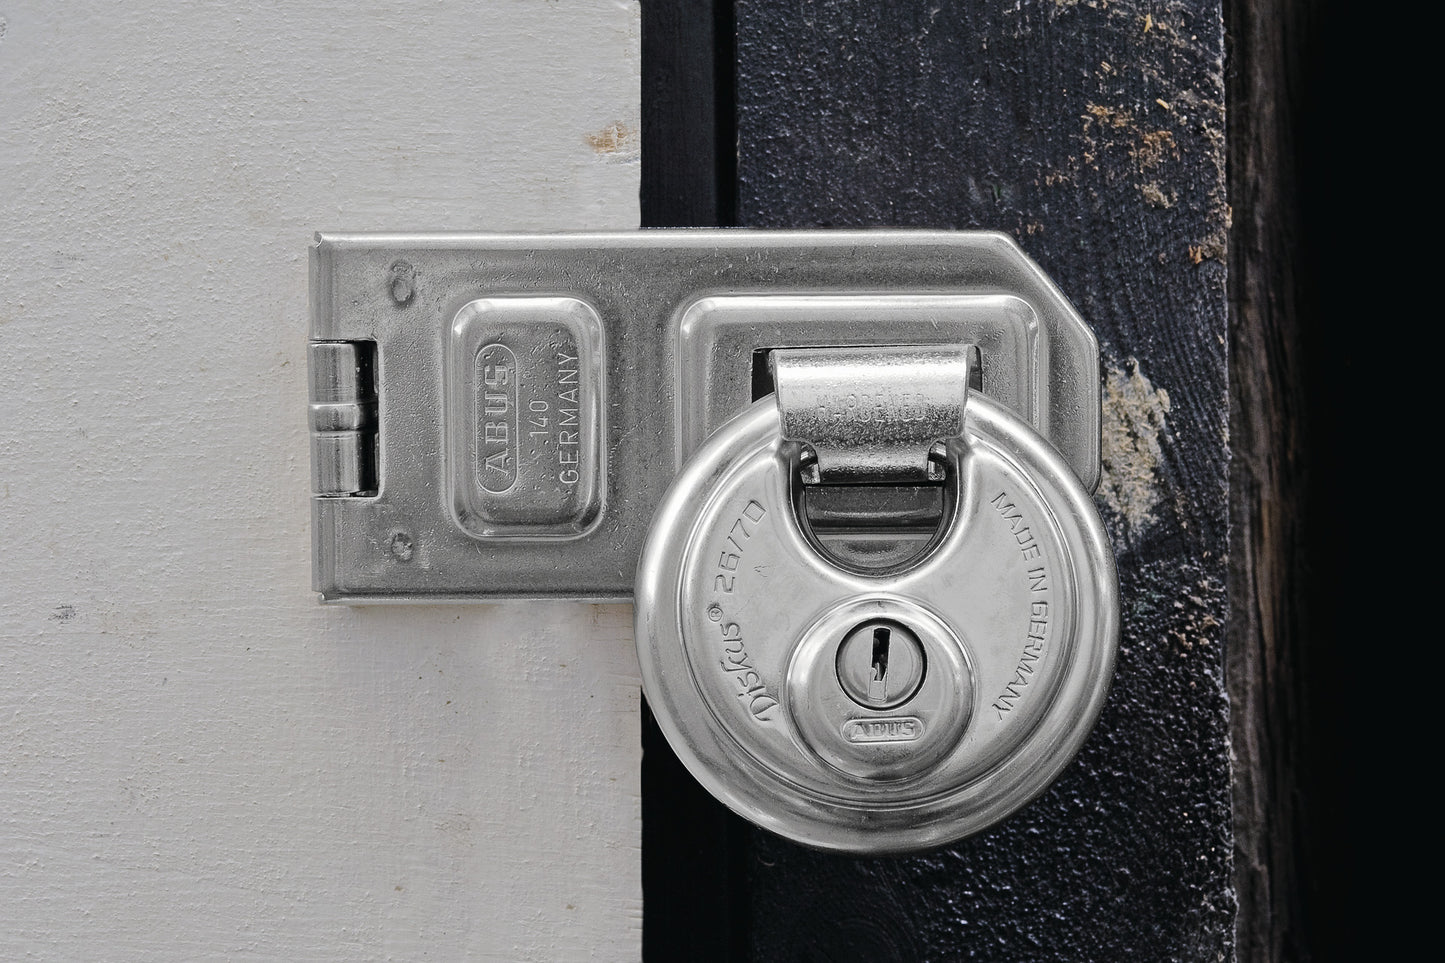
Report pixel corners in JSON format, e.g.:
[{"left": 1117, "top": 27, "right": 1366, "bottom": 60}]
[{"left": 636, "top": 342, "right": 1118, "bottom": 854}]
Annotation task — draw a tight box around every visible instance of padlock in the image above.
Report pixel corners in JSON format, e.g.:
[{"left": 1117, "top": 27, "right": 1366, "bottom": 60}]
[{"left": 635, "top": 345, "right": 1118, "bottom": 854}]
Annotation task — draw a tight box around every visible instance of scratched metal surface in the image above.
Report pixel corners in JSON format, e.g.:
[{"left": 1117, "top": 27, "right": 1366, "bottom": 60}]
[{"left": 733, "top": 0, "right": 1233, "bottom": 959}]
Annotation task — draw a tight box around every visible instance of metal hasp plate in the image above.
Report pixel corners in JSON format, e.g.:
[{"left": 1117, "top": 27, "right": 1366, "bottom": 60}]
[{"left": 309, "top": 230, "right": 1100, "bottom": 602}]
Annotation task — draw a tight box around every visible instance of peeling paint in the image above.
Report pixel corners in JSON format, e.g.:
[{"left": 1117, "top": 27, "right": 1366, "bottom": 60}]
[
  {"left": 1134, "top": 129, "right": 1178, "bottom": 169},
  {"left": 1099, "top": 359, "right": 1171, "bottom": 531},
  {"left": 1080, "top": 103, "right": 1183, "bottom": 209},
  {"left": 585, "top": 121, "right": 640, "bottom": 160},
  {"left": 1139, "top": 182, "right": 1174, "bottom": 208}
]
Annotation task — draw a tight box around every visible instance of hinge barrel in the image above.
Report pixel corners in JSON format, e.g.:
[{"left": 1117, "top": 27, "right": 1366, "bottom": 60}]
[{"left": 308, "top": 341, "right": 377, "bottom": 496}]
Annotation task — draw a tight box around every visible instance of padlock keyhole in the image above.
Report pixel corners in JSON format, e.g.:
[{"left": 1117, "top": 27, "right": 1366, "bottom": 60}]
[
  {"left": 838, "top": 619, "right": 925, "bottom": 710},
  {"left": 871, "top": 626, "right": 890, "bottom": 682}
]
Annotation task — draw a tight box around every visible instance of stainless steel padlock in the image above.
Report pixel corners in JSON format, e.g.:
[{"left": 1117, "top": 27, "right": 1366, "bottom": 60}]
[{"left": 635, "top": 345, "right": 1118, "bottom": 853}]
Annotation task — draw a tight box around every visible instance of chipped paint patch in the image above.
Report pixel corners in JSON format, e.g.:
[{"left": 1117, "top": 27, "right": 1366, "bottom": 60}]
[
  {"left": 1080, "top": 104, "right": 1182, "bottom": 209},
  {"left": 1099, "top": 358, "right": 1171, "bottom": 531},
  {"left": 585, "top": 121, "right": 639, "bottom": 161},
  {"left": 1133, "top": 129, "right": 1178, "bottom": 169},
  {"left": 1170, "top": 577, "right": 1223, "bottom": 652},
  {"left": 1139, "top": 182, "right": 1174, "bottom": 208}
]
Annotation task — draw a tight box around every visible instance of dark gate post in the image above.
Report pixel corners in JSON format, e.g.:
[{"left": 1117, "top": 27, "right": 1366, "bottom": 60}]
[{"left": 733, "top": 2, "right": 1233, "bottom": 958}]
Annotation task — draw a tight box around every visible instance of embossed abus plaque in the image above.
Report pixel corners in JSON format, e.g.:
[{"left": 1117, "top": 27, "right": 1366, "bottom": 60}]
[{"left": 447, "top": 296, "right": 604, "bottom": 538}]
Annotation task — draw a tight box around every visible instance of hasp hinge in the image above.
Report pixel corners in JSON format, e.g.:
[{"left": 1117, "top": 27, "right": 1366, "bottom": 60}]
[{"left": 308, "top": 341, "right": 377, "bottom": 497}]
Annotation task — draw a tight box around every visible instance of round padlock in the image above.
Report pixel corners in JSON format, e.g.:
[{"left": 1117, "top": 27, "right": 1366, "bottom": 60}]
[{"left": 635, "top": 389, "right": 1118, "bottom": 854}]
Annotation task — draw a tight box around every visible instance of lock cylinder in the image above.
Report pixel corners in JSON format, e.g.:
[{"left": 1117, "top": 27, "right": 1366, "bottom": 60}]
[
  {"left": 789, "top": 596, "right": 974, "bottom": 783},
  {"left": 635, "top": 345, "right": 1118, "bottom": 853}
]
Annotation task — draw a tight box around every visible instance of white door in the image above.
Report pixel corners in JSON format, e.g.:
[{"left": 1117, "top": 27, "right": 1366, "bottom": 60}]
[{"left": 0, "top": 3, "right": 643, "bottom": 958}]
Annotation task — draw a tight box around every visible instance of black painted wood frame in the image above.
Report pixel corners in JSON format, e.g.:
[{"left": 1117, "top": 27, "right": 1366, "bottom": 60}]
[{"left": 640, "top": 0, "right": 1353, "bottom": 958}]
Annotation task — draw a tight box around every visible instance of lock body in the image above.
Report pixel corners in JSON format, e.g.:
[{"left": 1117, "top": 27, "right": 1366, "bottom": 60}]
[
  {"left": 308, "top": 230, "right": 1118, "bottom": 850},
  {"left": 635, "top": 377, "right": 1117, "bottom": 853}
]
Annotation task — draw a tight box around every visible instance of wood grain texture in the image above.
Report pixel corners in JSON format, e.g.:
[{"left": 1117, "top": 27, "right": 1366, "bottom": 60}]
[
  {"left": 1224, "top": 0, "right": 1312, "bottom": 956},
  {"left": 734, "top": 0, "right": 1233, "bottom": 958},
  {"left": 0, "top": 2, "right": 641, "bottom": 959},
  {"left": 1229, "top": 0, "right": 1369, "bottom": 958}
]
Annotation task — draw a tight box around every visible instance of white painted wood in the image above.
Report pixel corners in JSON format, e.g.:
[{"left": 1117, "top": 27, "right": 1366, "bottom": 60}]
[{"left": 0, "top": 2, "right": 642, "bottom": 958}]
